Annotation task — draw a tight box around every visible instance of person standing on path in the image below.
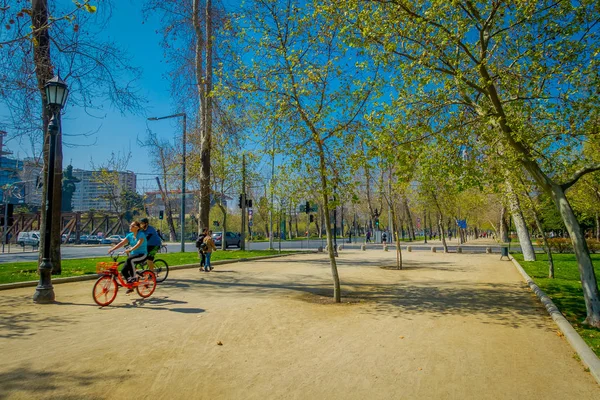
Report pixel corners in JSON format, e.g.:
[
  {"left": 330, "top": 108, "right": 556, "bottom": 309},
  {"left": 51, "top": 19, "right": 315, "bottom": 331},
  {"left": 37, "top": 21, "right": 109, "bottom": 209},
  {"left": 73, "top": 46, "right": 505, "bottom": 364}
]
[{"left": 202, "top": 230, "right": 218, "bottom": 271}]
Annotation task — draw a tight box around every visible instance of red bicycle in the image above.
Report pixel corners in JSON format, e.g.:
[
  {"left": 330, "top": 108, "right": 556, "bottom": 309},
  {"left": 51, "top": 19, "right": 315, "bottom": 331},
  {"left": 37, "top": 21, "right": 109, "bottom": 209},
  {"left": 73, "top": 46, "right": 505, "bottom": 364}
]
[{"left": 92, "top": 252, "right": 157, "bottom": 306}]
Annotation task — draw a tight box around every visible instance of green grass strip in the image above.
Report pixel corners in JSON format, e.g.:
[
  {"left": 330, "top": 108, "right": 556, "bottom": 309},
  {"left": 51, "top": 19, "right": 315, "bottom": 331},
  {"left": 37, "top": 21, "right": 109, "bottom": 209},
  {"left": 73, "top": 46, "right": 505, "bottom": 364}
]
[
  {"left": 0, "top": 250, "right": 294, "bottom": 285},
  {"left": 513, "top": 253, "right": 600, "bottom": 357}
]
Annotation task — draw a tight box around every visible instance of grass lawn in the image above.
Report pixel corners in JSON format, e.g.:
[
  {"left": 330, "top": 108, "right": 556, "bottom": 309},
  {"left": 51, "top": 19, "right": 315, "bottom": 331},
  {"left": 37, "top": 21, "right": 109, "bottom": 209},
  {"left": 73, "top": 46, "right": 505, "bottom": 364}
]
[
  {"left": 513, "top": 252, "right": 600, "bottom": 357},
  {"left": 0, "top": 250, "right": 294, "bottom": 285}
]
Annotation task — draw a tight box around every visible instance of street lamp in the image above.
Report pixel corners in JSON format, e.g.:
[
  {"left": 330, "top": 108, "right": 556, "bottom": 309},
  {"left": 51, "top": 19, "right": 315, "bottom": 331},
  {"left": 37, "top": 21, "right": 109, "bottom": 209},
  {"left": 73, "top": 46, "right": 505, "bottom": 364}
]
[
  {"left": 33, "top": 75, "right": 69, "bottom": 303},
  {"left": 148, "top": 113, "right": 187, "bottom": 252}
]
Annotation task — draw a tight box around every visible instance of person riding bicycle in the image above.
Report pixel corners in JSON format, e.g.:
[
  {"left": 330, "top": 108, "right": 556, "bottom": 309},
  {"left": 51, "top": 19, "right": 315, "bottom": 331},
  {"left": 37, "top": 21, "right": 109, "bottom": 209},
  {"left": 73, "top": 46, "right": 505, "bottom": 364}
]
[
  {"left": 140, "top": 217, "right": 161, "bottom": 271},
  {"left": 108, "top": 220, "right": 147, "bottom": 294}
]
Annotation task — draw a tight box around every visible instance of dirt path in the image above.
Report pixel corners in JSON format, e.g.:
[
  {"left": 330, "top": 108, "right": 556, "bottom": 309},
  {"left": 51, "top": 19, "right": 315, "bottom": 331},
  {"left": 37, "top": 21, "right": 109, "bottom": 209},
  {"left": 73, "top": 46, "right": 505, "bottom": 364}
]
[{"left": 0, "top": 250, "right": 598, "bottom": 399}]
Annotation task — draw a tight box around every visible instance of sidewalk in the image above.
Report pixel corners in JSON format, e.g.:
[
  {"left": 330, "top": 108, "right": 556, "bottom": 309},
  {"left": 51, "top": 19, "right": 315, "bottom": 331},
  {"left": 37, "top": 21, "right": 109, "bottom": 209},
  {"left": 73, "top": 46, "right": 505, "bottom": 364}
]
[{"left": 0, "top": 250, "right": 598, "bottom": 399}]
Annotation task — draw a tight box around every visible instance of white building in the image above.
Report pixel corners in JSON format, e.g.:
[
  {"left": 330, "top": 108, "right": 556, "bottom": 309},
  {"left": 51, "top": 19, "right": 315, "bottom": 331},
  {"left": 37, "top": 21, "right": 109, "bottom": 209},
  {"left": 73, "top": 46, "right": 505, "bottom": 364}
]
[{"left": 71, "top": 169, "right": 136, "bottom": 212}]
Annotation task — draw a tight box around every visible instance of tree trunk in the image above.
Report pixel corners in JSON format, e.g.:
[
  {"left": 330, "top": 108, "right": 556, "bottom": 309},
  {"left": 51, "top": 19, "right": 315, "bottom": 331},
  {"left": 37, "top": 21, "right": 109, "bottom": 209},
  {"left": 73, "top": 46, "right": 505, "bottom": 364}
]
[
  {"left": 533, "top": 207, "right": 554, "bottom": 278},
  {"left": 596, "top": 212, "right": 599, "bottom": 241},
  {"left": 390, "top": 206, "right": 402, "bottom": 269},
  {"left": 32, "top": 0, "right": 62, "bottom": 274},
  {"left": 288, "top": 205, "right": 292, "bottom": 240},
  {"left": 194, "top": 0, "right": 212, "bottom": 229},
  {"left": 550, "top": 184, "right": 600, "bottom": 326},
  {"left": 500, "top": 206, "right": 510, "bottom": 242},
  {"left": 506, "top": 181, "right": 536, "bottom": 261},
  {"left": 217, "top": 202, "right": 227, "bottom": 251},
  {"left": 438, "top": 214, "right": 448, "bottom": 253},
  {"left": 404, "top": 198, "right": 415, "bottom": 240},
  {"left": 317, "top": 140, "right": 341, "bottom": 302}
]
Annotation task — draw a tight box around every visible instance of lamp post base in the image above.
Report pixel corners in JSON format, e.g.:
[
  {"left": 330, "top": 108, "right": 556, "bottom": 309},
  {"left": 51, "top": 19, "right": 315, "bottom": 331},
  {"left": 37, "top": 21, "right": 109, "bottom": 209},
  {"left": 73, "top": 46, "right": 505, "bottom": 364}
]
[
  {"left": 33, "top": 286, "right": 55, "bottom": 303},
  {"left": 33, "top": 258, "right": 55, "bottom": 303}
]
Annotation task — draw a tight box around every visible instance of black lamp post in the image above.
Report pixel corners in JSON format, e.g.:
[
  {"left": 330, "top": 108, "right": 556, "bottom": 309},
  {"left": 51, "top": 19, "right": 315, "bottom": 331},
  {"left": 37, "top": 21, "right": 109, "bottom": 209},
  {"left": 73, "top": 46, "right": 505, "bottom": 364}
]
[
  {"left": 148, "top": 113, "right": 187, "bottom": 252},
  {"left": 33, "top": 75, "right": 69, "bottom": 303}
]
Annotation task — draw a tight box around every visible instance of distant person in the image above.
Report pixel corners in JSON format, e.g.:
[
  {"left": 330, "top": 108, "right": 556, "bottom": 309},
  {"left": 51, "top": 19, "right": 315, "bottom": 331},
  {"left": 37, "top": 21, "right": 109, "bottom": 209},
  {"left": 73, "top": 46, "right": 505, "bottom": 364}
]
[
  {"left": 202, "top": 230, "right": 218, "bottom": 272},
  {"left": 196, "top": 227, "right": 208, "bottom": 271},
  {"left": 382, "top": 232, "right": 387, "bottom": 245},
  {"left": 366, "top": 231, "right": 372, "bottom": 243}
]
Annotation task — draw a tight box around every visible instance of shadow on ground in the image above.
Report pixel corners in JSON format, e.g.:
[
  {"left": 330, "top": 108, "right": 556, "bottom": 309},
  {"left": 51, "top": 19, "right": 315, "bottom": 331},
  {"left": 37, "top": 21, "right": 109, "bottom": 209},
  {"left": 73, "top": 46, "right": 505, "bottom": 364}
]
[
  {"left": 162, "top": 269, "right": 547, "bottom": 329},
  {"left": 0, "top": 364, "right": 126, "bottom": 400}
]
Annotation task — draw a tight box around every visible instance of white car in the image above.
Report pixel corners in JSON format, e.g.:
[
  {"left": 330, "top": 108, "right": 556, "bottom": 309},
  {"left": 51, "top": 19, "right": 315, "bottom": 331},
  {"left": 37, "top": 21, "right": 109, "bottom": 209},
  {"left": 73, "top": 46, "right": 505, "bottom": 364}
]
[{"left": 108, "top": 235, "right": 125, "bottom": 244}]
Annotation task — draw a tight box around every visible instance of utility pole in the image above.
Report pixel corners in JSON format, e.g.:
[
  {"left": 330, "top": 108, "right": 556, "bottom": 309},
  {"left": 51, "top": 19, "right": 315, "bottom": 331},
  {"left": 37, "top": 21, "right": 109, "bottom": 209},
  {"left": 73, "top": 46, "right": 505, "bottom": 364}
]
[
  {"left": 269, "top": 134, "right": 275, "bottom": 250},
  {"left": 241, "top": 154, "right": 246, "bottom": 251}
]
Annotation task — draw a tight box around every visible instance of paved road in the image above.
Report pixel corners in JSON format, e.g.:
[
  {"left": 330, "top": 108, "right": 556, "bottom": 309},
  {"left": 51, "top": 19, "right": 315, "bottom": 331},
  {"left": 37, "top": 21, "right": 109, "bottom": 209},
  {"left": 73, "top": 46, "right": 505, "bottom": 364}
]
[{"left": 0, "top": 238, "right": 527, "bottom": 263}]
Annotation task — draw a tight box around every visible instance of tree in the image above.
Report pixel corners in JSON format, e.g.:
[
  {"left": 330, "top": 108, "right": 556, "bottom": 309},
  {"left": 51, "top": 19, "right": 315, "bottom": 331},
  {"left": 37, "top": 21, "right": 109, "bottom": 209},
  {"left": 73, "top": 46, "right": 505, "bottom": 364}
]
[
  {"left": 2, "top": 1, "right": 142, "bottom": 274},
  {"left": 232, "top": 0, "right": 378, "bottom": 302},
  {"left": 140, "top": 130, "right": 178, "bottom": 241},
  {"left": 332, "top": 0, "right": 600, "bottom": 326}
]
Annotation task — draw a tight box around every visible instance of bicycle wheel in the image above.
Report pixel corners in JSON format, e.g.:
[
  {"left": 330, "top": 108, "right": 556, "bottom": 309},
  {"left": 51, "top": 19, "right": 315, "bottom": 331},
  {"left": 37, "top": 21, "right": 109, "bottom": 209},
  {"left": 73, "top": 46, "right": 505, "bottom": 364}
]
[
  {"left": 136, "top": 270, "right": 157, "bottom": 298},
  {"left": 93, "top": 276, "right": 118, "bottom": 306},
  {"left": 152, "top": 259, "right": 169, "bottom": 283}
]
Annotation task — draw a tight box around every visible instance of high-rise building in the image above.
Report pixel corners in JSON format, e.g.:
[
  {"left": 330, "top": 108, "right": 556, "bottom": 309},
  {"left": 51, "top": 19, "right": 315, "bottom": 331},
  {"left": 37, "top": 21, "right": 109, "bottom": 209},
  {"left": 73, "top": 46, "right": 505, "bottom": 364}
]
[{"left": 71, "top": 169, "right": 136, "bottom": 212}]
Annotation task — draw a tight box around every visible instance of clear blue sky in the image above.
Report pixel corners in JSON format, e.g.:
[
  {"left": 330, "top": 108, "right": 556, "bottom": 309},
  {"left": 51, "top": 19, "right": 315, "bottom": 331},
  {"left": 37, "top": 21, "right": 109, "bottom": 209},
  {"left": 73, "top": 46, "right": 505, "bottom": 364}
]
[{"left": 6, "top": 1, "right": 181, "bottom": 193}]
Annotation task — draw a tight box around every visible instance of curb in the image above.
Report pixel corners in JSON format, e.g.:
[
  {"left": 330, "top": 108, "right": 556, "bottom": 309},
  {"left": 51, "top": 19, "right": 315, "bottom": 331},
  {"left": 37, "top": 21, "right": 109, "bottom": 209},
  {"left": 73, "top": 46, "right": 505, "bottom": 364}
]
[
  {"left": 0, "top": 251, "right": 315, "bottom": 292},
  {"left": 510, "top": 256, "right": 600, "bottom": 384}
]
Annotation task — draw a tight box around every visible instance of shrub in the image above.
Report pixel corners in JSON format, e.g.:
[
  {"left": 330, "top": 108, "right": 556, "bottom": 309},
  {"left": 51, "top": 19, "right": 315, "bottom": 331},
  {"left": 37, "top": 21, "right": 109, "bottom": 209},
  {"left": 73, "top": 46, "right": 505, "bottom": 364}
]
[
  {"left": 587, "top": 239, "right": 600, "bottom": 254},
  {"left": 547, "top": 238, "right": 572, "bottom": 253}
]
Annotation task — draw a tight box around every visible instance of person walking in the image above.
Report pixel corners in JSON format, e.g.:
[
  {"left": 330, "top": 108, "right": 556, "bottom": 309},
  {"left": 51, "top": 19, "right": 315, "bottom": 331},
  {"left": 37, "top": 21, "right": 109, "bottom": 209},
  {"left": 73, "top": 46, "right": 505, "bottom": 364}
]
[
  {"left": 196, "top": 227, "right": 208, "bottom": 271},
  {"left": 366, "top": 230, "right": 372, "bottom": 243},
  {"left": 202, "top": 230, "right": 218, "bottom": 271}
]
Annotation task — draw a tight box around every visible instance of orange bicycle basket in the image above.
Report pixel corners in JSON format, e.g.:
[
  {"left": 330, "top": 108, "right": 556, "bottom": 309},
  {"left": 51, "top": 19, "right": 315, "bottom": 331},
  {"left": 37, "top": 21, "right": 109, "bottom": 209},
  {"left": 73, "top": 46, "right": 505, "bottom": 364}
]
[{"left": 96, "top": 262, "right": 119, "bottom": 274}]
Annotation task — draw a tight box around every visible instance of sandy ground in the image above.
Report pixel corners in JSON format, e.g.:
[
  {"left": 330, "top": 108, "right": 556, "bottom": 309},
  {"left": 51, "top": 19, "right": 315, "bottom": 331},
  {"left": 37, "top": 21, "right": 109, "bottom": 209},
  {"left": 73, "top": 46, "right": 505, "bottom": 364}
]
[{"left": 0, "top": 249, "right": 598, "bottom": 400}]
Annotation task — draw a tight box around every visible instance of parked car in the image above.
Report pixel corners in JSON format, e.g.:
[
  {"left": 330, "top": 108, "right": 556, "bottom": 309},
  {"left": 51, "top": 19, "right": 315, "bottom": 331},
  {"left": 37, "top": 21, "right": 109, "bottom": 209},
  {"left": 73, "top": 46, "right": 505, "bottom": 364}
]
[
  {"left": 85, "top": 235, "right": 102, "bottom": 244},
  {"left": 17, "top": 231, "right": 40, "bottom": 247},
  {"left": 212, "top": 232, "right": 241, "bottom": 248},
  {"left": 107, "top": 235, "right": 125, "bottom": 244},
  {"left": 100, "top": 237, "right": 113, "bottom": 244},
  {"left": 78, "top": 235, "right": 89, "bottom": 244}
]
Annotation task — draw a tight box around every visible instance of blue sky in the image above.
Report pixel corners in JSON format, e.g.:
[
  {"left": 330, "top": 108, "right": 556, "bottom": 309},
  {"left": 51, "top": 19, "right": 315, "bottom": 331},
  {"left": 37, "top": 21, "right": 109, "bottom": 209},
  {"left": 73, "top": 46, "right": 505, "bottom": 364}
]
[{"left": 6, "top": 1, "right": 181, "bottom": 192}]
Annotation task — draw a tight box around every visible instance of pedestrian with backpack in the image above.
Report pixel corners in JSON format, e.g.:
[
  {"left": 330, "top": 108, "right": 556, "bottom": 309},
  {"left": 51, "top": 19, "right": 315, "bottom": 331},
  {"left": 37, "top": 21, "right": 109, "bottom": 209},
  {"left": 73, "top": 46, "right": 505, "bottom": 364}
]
[
  {"left": 196, "top": 227, "right": 208, "bottom": 271},
  {"left": 202, "top": 230, "right": 218, "bottom": 271}
]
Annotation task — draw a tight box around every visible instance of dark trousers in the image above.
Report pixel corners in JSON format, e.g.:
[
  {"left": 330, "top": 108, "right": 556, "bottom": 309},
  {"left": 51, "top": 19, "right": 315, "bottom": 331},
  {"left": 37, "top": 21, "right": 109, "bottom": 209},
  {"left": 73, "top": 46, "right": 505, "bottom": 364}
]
[
  {"left": 122, "top": 253, "right": 147, "bottom": 281},
  {"left": 199, "top": 251, "right": 206, "bottom": 267}
]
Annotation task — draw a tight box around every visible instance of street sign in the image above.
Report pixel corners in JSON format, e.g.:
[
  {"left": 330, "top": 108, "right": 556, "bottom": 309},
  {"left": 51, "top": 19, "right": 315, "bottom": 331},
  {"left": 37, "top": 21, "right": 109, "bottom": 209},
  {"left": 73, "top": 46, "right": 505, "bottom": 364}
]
[{"left": 248, "top": 209, "right": 253, "bottom": 215}]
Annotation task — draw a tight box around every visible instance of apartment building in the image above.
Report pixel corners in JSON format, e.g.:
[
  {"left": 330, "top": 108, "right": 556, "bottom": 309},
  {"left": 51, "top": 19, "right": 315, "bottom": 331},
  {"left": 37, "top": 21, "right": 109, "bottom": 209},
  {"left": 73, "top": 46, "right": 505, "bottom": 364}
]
[{"left": 71, "top": 169, "right": 137, "bottom": 212}]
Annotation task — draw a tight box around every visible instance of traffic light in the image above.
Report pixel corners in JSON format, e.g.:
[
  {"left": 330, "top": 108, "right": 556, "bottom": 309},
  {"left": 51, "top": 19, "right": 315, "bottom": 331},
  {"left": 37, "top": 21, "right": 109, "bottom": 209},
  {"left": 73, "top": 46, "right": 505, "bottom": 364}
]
[
  {"left": 305, "top": 201, "right": 310, "bottom": 214},
  {"left": 159, "top": 210, "right": 164, "bottom": 220},
  {"left": 246, "top": 199, "right": 253, "bottom": 208},
  {"left": 375, "top": 218, "right": 380, "bottom": 228},
  {"left": 309, "top": 214, "right": 314, "bottom": 223},
  {"left": 238, "top": 194, "right": 243, "bottom": 209}
]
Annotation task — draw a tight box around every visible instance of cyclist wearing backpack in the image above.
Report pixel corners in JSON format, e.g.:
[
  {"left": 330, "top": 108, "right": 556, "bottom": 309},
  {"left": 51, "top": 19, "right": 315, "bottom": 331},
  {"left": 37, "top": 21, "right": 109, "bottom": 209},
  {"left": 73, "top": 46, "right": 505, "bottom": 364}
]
[
  {"left": 196, "top": 227, "right": 208, "bottom": 271},
  {"left": 140, "top": 218, "right": 161, "bottom": 271}
]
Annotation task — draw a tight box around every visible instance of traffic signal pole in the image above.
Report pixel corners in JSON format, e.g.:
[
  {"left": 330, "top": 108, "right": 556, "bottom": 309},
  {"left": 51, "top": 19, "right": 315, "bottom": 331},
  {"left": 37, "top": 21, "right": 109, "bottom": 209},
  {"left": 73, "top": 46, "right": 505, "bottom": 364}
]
[{"left": 241, "top": 154, "right": 246, "bottom": 251}]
